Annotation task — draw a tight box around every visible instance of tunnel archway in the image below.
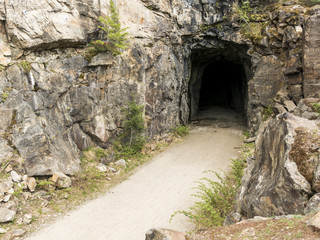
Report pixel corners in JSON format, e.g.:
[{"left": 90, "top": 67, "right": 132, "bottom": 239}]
[
  {"left": 189, "top": 47, "right": 250, "bottom": 121},
  {"left": 199, "top": 60, "right": 247, "bottom": 113}
]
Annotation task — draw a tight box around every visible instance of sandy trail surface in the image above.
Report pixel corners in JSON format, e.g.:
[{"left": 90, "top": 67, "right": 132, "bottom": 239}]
[{"left": 26, "top": 107, "right": 245, "bottom": 240}]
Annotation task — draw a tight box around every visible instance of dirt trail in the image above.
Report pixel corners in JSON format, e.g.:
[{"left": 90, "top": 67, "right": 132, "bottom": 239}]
[{"left": 26, "top": 107, "right": 245, "bottom": 240}]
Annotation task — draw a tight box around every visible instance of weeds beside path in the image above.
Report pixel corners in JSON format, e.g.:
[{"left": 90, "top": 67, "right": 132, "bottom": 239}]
[{"left": 24, "top": 115, "right": 245, "bottom": 240}]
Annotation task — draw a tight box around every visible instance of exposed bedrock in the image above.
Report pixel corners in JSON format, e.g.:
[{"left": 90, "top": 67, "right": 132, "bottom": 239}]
[
  {"left": 0, "top": 0, "right": 319, "bottom": 176},
  {"left": 235, "top": 112, "right": 320, "bottom": 218}
]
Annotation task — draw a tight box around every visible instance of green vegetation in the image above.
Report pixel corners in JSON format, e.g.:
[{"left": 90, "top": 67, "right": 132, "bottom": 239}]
[
  {"left": 240, "top": 22, "right": 266, "bottom": 43},
  {"left": 114, "top": 100, "right": 146, "bottom": 159},
  {"left": 171, "top": 142, "right": 253, "bottom": 228},
  {"left": 1, "top": 91, "right": 9, "bottom": 103},
  {"left": 19, "top": 61, "right": 32, "bottom": 72},
  {"left": 262, "top": 105, "right": 274, "bottom": 122},
  {"left": 237, "top": 0, "right": 253, "bottom": 23},
  {"left": 300, "top": 0, "right": 320, "bottom": 6},
  {"left": 171, "top": 125, "right": 190, "bottom": 137},
  {"left": 232, "top": 0, "right": 266, "bottom": 43},
  {"left": 13, "top": 183, "right": 24, "bottom": 197},
  {"left": 0, "top": 87, "right": 12, "bottom": 104},
  {"left": 312, "top": 102, "right": 320, "bottom": 116},
  {"left": 86, "top": 0, "right": 129, "bottom": 60}
]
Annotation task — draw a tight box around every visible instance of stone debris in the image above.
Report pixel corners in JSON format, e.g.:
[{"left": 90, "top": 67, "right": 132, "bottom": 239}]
[
  {"left": 0, "top": 228, "right": 7, "bottom": 234},
  {"left": 3, "top": 195, "right": 11, "bottom": 203},
  {"left": 96, "top": 163, "right": 107, "bottom": 172},
  {"left": 10, "top": 229, "right": 26, "bottom": 238},
  {"left": 26, "top": 177, "right": 37, "bottom": 192},
  {"left": 5, "top": 165, "right": 12, "bottom": 173},
  {"left": 305, "top": 193, "right": 320, "bottom": 215},
  {"left": 275, "top": 102, "right": 287, "bottom": 114},
  {"left": 145, "top": 228, "right": 187, "bottom": 240},
  {"left": 0, "top": 208, "right": 16, "bottom": 223},
  {"left": 51, "top": 172, "right": 72, "bottom": 189},
  {"left": 106, "top": 166, "right": 117, "bottom": 173},
  {"left": 307, "top": 211, "right": 320, "bottom": 230},
  {"left": 244, "top": 137, "right": 256, "bottom": 143},
  {"left": 240, "top": 227, "right": 255, "bottom": 237},
  {"left": 284, "top": 100, "right": 296, "bottom": 112},
  {"left": 3, "top": 201, "right": 17, "bottom": 211},
  {"left": 101, "top": 154, "right": 115, "bottom": 165},
  {"left": 22, "top": 175, "right": 28, "bottom": 182},
  {"left": 115, "top": 159, "right": 127, "bottom": 168},
  {"left": 224, "top": 212, "right": 242, "bottom": 225},
  {"left": 10, "top": 171, "right": 22, "bottom": 183},
  {"left": 23, "top": 214, "right": 33, "bottom": 224},
  {"left": 294, "top": 98, "right": 320, "bottom": 120},
  {"left": 0, "top": 180, "right": 13, "bottom": 193},
  {"left": 22, "top": 192, "right": 32, "bottom": 200}
]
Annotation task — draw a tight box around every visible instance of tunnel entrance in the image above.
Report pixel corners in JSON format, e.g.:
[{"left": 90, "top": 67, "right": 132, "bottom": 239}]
[
  {"left": 189, "top": 49, "right": 249, "bottom": 121},
  {"left": 198, "top": 60, "right": 247, "bottom": 113}
]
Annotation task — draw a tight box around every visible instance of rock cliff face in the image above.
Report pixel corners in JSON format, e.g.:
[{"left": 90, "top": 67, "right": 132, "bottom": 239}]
[
  {"left": 0, "top": 0, "right": 319, "bottom": 176},
  {"left": 235, "top": 112, "right": 319, "bottom": 218}
]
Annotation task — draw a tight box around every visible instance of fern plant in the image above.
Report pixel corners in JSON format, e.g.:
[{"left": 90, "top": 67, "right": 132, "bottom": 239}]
[{"left": 170, "top": 143, "right": 252, "bottom": 228}]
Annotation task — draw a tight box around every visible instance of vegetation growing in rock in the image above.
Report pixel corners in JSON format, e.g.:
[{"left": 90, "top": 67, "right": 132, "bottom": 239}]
[
  {"left": 240, "top": 22, "right": 266, "bottom": 43},
  {"left": 300, "top": 0, "right": 320, "bottom": 6},
  {"left": 171, "top": 141, "right": 253, "bottom": 228},
  {"left": 86, "top": 0, "right": 129, "bottom": 59},
  {"left": 262, "top": 105, "right": 274, "bottom": 122},
  {"left": 114, "top": 100, "right": 146, "bottom": 159},
  {"left": 231, "top": 0, "right": 266, "bottom": 43},
  {"left": 312, "top": 102, "right": 320, "bottom": 115},
  {"left": 1, "top": 91, "right": 10, "bottom": 103},
  {"left": 171, "top": 125, "right": 190, "bottom": 137},
  {"left": 19, "top": 61, "right": 31, "bottom": 72}
]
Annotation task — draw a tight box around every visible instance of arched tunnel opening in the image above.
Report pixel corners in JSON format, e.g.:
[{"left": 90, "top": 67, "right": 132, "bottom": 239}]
[
  {"left": 199, "top": 60, "right": 247, "bottom": 113},
  {"left": 189, "top": 48, "right": 249, "bottom": 122}
]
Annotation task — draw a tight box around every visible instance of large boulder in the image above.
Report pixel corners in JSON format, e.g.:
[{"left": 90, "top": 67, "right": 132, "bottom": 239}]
[
  {"left": 145, "top": 228, "right": 187, "bottom": 240},
  {"left": 235, "top": 113, "right": 320, "bottom": 218}
]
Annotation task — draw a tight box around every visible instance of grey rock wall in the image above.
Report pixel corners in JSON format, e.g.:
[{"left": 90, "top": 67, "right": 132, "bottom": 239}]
[
  {"left": 0, "top": 0, "right": 319, "bottom": 177},
  {"left": 236, "top": 113, "right": 319, "bottom": 218}
]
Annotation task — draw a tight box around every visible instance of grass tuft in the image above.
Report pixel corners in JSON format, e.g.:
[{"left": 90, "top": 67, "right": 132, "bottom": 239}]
[{"left": 171, "top": 141, "right": 253, "bottom": 228}]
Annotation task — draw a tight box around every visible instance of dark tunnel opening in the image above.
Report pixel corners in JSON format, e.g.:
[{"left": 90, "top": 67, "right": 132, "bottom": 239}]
[{"left": 198, "top": 60, "right": 247, "bottom": 113}]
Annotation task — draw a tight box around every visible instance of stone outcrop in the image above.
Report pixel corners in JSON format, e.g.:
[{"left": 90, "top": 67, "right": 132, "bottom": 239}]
[
  {"left": 0, "top": 207, "right": 16, "bottom": 223},
  {"left": 235, "top": 113, "right": 320, "bottom": 218},
  {"left": 303, "top": 13, "right": 320, "bottom": 98},
  {"left": 0, "top": 0, "right": 319, "bottom": 177},
  {"left": 145, "top": 228, "right": 187, "bottom": 240}
]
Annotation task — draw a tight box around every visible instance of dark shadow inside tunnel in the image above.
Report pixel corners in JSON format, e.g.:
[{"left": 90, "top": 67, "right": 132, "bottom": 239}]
[
  {"left": 198, "top": 60, "right": 247, "bottom": 113},
  {"left": 189, "top": 50, "right": 249, "bottom": 121}
]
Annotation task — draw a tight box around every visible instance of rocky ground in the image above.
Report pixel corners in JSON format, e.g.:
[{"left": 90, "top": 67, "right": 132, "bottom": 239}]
[{"left": 191, "top": 215, "right": 320, "bottom": 240}]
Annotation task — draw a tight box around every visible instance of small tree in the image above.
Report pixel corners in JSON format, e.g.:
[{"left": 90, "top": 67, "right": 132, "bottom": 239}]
[
  {"left": 91, "top": 0, "right": 129, "bottom": 56},
  {"left": 115, "top": 100, "right": 146, "bottom": 159}
]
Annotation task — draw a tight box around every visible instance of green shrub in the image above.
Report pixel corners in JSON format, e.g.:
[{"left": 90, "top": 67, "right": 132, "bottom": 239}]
[
  {"left": 19, "top": 61, "right": 31, "bottom": 72},
  {"left": 240, "top": 22, "right": 266, "bottom": 43},
  {"left": 88, "top": 0, "right": 129, "bottom": 57},
  {"left": 171, "top": 125, "right": 190, "bottom": 137},
  {"left": 312, "top": 102, "right": 320, "bottom": 115},
  {"left": 262, "top": 105, "right": 274, "bottom": 122},
  {"left": 171, "top": 144, "right": 252, "bottom": 228},
  {"left": 115, "top": 100, "right": 146, "bottom": 159}
]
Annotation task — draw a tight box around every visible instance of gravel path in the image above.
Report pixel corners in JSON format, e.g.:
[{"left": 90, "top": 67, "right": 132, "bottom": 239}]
[{"left": 26, "top": 107, "right": 245, "bottom": 240}]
